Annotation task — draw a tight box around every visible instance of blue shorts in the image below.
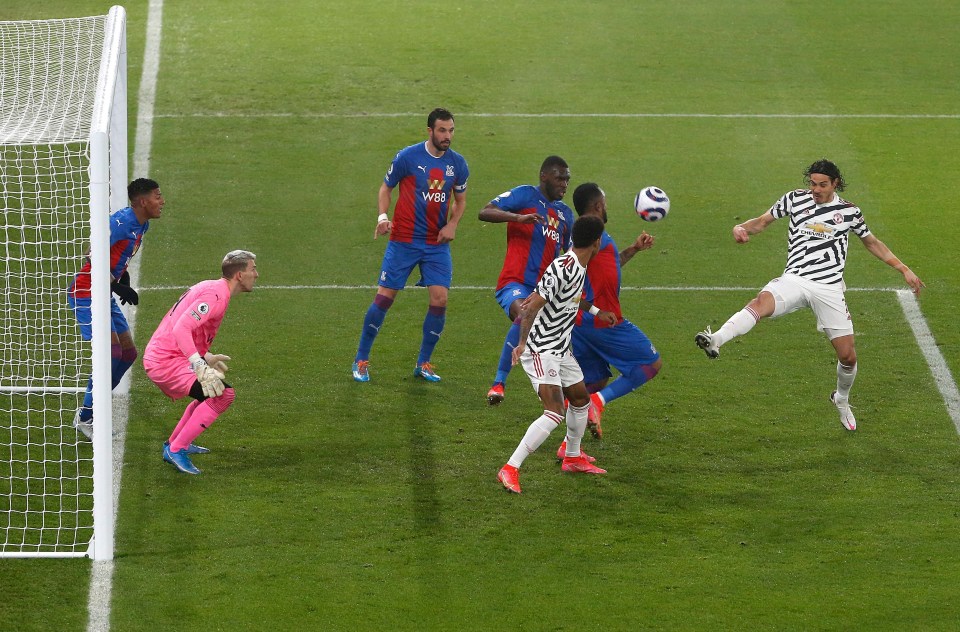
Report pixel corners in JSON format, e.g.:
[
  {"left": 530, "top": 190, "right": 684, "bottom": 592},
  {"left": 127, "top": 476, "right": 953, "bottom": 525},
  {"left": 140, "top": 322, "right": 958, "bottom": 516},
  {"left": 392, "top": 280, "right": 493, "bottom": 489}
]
[
  {"left": 571, "top": 319, "right": 659, "bottom": 384},
  {"left": 68, "top": 295, "right": 129, "bottom": 341},
  {"left": 494, "top": 282, "right": 535, "bottom": 319},
  {"left": 378, "top": 241, "right": 452, "bottom": 290}
]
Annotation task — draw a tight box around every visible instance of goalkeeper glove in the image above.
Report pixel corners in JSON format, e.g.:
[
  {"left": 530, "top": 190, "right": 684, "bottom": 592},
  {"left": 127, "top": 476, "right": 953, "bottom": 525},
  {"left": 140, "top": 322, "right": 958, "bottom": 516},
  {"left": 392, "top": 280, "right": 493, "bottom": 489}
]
[
  {"left": 203, "top": 352, "right": 231, "bottom": 373},
  {"left": 111, "top": 280, "right": 139, "bottom": 305},
  {"left": 190, "top": 356, "right": 225, "bottom": 398},
  {"left": 118, "top": 269, "right": 131, "bottom": 286}
]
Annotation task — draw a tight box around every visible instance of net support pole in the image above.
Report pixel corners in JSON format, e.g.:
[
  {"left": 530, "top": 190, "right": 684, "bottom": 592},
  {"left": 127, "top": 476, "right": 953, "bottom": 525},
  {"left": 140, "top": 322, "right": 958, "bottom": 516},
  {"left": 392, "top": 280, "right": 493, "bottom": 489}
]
[
  {"left": 88, "top": 130, "right": 114, "bottom": 562},
  {"left": 87, "top": 4, "right": 127, "bottom": 561}
]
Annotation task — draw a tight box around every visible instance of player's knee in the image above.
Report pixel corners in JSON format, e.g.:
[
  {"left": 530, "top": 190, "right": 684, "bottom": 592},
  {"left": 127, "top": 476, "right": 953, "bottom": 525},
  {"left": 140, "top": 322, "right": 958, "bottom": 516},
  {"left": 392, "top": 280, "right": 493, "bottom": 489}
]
[
  {"left": 373, "top": 294, "right": 394, "bottom": 311},
  {"left": 121, "top": 346, "right": 138, "bottom": 364},
  {"left": 207, "top": 387, "right": 236, "bottom": 414}
]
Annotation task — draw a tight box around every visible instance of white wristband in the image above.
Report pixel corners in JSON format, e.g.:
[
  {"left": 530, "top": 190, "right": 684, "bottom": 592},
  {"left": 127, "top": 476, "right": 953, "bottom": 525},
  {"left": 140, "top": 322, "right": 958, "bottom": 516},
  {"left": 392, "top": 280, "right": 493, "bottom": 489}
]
[
  {"left": 377, "top": 213, "right": 389, "bottom": 224},
  {"left": 589, "top": 305, "right": 600, "bottom": 316}
]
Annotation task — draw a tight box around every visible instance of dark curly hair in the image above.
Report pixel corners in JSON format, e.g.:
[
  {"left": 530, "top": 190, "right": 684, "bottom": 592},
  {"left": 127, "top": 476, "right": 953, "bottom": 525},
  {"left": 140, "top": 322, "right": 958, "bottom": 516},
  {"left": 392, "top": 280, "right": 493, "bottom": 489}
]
[{"left": 804, "top": 159, "right": 846, "bottom": 191}]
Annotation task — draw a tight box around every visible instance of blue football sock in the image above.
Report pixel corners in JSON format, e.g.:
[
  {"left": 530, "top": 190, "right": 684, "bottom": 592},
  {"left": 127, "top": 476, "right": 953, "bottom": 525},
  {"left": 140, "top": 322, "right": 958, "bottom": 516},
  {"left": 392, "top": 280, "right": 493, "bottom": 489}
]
[
  {"left": 599, "top": 363, "right": 658, "bottom": 406},
  {"left": 356, "top": 297, "right": 392, "bottom": 362},
  {"left": 493, "top": 320, "right": 521, "bottom": 386},
  {"left": 79, "top": 377, "right": 94, "bottom": 422},
  {"left": 417, "top": 306, "right": 446, "bottom": 366}
]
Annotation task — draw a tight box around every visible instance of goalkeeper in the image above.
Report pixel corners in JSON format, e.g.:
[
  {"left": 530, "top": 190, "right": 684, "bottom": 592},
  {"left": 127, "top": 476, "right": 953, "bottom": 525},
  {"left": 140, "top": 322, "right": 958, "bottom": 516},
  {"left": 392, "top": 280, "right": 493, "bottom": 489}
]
[
  {"left": 67, "top": 178, "right": 165, "bottom": 439},
  {"left": 142, "top": 250, "right": 259, "bottom": 475}
]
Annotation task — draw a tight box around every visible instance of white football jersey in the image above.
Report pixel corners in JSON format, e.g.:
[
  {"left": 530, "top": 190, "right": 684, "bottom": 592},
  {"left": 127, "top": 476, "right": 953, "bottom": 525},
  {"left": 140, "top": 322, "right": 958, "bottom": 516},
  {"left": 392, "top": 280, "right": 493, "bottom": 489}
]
[
  {"left": 527, "top": 251, "right": 586, "bottom": 354},
  {"left": 768, "top": 190, "right": 871, "bottom": 285}
]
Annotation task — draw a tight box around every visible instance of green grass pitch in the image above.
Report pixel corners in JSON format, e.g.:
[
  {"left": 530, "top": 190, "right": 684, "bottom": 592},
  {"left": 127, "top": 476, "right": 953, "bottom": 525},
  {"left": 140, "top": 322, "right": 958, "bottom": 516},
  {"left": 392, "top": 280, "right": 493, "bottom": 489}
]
[{"left": 2, "top": 1, "right": 960, "bottom": 630}]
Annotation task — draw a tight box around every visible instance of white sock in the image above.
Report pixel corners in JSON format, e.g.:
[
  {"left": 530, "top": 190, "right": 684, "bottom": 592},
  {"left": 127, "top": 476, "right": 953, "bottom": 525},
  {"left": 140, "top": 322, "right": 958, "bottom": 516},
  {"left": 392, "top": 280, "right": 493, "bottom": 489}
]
[
  {"left": 508, "top": 411, "right": 562, "bottom": 468},
  {"left": 714, "top": 307, "right": 760, "bottom": 348},
  {"left": 836, "top": 361, "right": 857, "bottom": 401},
  {"left": 564, "top": 402, "right": 590, "bottom": 457}
]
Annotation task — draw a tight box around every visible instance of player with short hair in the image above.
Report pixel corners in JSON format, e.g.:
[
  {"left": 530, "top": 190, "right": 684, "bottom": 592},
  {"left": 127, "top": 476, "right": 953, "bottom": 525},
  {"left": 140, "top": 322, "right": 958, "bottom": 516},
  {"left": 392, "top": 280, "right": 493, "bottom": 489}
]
[
  {"left": 352, "top": 108, "right": 469, "bottom": 383},
  {"left": 142, "top": 250, "right": 258, "bottom": 475},
  {"left": 695, "top": 159, "right": 924, "bottom": 431},
  {"left": 497, "top": 215, "right": 607, "bottom": 494},
  {"left": 570, "top": 183, "right": 662, "bottom": 441},
  {"left": 479, "top": 156, "right": 574, "bottom": 405},
  {"left": 67, "top": 177, "right": 165, "bottom": 439}
]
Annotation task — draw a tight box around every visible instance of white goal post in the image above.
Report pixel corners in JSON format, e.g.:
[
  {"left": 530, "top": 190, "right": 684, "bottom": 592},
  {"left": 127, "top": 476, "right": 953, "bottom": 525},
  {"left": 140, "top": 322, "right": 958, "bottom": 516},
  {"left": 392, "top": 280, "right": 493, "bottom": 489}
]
[{"left": 0, "top": 6, "right": 127, "bottom": 560}]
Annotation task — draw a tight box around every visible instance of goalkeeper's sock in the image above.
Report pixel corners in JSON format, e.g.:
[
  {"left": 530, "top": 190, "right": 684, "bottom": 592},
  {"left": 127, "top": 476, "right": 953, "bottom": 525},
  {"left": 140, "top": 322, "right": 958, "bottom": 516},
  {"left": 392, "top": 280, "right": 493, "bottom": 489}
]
[
  {"left": 599, "top": 361, "right": 660, "bottom": 405},
  {"left": 356, "top": 295, "right": 393, "bottom": 361},
  {"left": 170, "top": 388, "right": 234, "bottom": 452},
  {"left": 493, "top": 318, "right": 521, "bottom": 385},
  {"left": 507, "top": 410, "right": 563, "bottom": 468},
  {"left": 168, "top": 399, "right": 201, "bottom": 445},
  {"left": 416, "top": 305, "right": 446, "bottom": 366}
]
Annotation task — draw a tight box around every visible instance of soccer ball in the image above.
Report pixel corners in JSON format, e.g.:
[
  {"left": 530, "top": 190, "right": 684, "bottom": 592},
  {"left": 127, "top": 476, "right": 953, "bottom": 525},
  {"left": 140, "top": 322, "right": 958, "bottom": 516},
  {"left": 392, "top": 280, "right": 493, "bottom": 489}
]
[{"left": 634, "top": 186, "right": 670, "bottom": 222}]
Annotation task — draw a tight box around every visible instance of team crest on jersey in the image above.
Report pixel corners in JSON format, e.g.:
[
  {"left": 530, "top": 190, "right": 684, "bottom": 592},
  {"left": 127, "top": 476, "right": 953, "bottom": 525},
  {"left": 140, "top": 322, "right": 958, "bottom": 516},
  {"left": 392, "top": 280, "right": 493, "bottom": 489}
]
[
  {"left": 833, "top": 212, "right": 844, "bottom": 224},
  {"left": 547, "top": 368, "right": 558, "bottom": 377},
  {"left": 512, "top": 289, "right": 522, "bottom": 296},
  {"left": 446, "top": 165, "right": 454, "bottom": 177}
]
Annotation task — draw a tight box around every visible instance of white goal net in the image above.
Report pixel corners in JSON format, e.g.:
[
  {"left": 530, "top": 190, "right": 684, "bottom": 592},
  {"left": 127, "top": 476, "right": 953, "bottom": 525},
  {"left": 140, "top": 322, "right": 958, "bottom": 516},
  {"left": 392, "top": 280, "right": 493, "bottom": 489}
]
[{"left": 0, "top": 7, "right": 126, "bottom": 559}]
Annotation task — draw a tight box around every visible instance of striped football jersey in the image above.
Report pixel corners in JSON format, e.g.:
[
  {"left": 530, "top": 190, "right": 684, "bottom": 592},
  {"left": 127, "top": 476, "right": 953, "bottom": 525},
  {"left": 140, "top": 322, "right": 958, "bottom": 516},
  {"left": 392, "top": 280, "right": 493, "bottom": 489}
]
[
  {"left": 526, "top": 251, "right": 586, "bottom": 354},
  {"left": 768, "top": 190, "right": 871, "bottom": 285}
]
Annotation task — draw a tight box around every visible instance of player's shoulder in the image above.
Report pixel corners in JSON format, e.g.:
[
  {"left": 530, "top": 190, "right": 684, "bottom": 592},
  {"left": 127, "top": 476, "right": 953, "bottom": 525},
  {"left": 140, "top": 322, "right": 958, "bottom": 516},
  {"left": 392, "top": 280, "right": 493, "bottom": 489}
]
[
  {"left": 445, "top": 147, "right": 468, "bottom": 166},
  {"left": 393, "top": 142, "right": 423, "bottom": 161},
  {"left": 109, "top": 206, "right": 134, "bottom": 223},
  {"left": 492, "top": 184, "right": 536, "bottom": 207},
  {"left": 834, "top": 196, "right": 859, "bottom": 210},
  {"left": 189, "top": 279, "right": 229, "bottom": 302}
]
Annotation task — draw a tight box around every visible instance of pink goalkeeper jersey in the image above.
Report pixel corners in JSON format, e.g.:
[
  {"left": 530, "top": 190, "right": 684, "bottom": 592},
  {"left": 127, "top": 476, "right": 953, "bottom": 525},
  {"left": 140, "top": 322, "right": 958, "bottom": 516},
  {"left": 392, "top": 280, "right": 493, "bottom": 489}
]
[{"left": 144, "top": 278, "right": 232, "bottom": 364}]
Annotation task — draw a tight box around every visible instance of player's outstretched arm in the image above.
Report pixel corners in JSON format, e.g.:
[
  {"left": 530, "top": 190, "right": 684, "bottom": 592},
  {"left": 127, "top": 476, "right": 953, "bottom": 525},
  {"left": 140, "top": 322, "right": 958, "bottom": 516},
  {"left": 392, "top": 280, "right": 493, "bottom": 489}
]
[
  {"left": 860, "top": 234, "right": 925, "bottom": 295},
  {"left": 620, "top": 231, "right": 654, "bottom": 266},
  {"left": 733, "top": 212, "right": 776, "bottom": 243},
  {"left": 478, "top": 202, "right": 545, "bottom": 225}
]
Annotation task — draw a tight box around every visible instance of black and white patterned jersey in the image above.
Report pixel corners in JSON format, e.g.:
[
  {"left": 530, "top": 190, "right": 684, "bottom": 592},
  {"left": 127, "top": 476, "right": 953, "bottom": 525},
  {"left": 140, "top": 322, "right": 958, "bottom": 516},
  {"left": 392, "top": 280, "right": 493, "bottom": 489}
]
[
  {"left": 768, "top": 190, "right": 871, "bottom": 285},
  {"left": 527, "top": 251, "right": 586, "bottom": 354}
]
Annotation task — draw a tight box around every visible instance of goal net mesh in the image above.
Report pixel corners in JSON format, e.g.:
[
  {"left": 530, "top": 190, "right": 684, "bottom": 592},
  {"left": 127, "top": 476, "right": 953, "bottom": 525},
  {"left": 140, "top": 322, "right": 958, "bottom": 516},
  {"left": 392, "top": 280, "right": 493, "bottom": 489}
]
[{"left": 0, "top": 15, "right": 108, "bottom": 554}]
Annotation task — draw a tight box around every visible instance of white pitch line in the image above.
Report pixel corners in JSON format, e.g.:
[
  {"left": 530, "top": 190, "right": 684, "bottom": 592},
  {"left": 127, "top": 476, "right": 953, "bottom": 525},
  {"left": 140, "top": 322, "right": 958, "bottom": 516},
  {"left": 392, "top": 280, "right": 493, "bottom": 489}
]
[
  {"left": 897, "top": 290, "right": 960, "bottom": 434},
  {"left": 150, "top": 112, "right": 960, "bottom": 120},
  {"left": 86, "top": 2, "right": 164, "bottom": 631}
]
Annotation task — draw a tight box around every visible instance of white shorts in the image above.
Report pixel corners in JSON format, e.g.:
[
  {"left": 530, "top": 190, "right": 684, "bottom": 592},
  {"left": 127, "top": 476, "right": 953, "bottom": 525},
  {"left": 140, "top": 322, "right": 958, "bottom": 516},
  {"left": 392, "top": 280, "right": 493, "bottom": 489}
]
[
  {"left": 520, "top": 349, "right": 584, "bottom": 391},
  {"left": 762, "top": 273, "right": 853, "bottom": 339}
]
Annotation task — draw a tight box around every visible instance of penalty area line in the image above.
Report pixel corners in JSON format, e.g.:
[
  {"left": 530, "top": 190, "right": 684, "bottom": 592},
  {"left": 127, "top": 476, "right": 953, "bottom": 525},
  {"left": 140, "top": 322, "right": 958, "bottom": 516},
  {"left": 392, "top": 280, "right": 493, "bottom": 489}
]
[{"left": 897, "top": 290, "right": 960, "bottom": 434}]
